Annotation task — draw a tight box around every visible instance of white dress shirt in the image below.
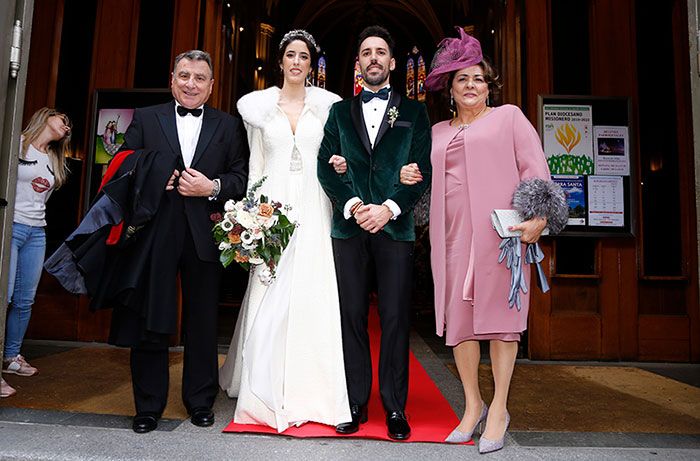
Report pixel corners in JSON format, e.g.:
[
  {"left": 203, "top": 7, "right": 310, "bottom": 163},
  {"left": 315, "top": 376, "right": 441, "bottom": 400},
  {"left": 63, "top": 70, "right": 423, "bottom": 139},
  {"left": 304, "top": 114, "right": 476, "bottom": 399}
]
[
  {"left": 361, "top": 86, "right": 390, "bottom": 148},
  {"left": 343, "top": 85, "right": 400, "bottom": 220},
  {"left": 175, "top": 102, "right": 204, "bottom": 168}
]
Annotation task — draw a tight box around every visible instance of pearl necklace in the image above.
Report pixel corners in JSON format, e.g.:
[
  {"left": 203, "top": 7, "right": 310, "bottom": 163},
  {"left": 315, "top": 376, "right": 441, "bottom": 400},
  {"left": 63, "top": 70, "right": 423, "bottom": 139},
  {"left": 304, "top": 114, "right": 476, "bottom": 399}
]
[{"left": 454, "top": 105, "right": 489, "bottom": 129}]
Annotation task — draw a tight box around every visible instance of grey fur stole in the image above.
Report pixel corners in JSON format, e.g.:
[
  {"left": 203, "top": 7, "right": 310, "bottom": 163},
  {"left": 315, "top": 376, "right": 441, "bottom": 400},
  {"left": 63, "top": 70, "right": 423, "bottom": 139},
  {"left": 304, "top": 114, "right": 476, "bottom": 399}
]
[{"left": 512, "top": 178, "right": 568, "bottom": 234}]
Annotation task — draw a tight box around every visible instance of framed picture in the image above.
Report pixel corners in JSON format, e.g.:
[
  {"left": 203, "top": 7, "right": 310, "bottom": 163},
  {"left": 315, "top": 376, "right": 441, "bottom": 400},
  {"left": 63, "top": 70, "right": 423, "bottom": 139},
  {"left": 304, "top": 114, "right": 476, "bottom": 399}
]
[
  {"left": 94, "top": 108, "right": 133, "bottom": 164},
  {"left": 85, "top": 88, "right": 172, "bottom": 210}
]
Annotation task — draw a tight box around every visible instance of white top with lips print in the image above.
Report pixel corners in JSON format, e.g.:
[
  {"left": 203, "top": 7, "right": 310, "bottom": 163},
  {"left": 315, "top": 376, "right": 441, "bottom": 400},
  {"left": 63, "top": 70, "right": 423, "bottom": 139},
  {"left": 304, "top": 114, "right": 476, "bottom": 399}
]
[{"left": 14, "top": 143, "right": 55, "bottom": 227}]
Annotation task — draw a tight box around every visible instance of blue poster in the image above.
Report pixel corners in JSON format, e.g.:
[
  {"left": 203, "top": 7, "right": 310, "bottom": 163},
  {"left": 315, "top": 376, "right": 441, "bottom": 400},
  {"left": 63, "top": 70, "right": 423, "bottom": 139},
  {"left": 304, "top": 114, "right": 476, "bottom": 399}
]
[{"left": 552, "top": 175, "right": 586, "bottom": 225}]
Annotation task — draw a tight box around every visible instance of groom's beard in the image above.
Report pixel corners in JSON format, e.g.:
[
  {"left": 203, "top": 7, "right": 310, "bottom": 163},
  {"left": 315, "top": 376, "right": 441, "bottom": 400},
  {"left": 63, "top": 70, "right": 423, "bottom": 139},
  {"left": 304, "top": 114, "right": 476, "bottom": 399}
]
[{"left": 362, "top": 62, "right": 390, "bottom": 87}]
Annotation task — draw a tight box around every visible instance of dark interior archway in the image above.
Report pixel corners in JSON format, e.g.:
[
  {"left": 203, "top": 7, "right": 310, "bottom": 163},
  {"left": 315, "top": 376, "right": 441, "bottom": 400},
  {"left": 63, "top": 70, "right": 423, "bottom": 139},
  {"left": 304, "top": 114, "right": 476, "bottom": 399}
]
[{"left": 225, "top": 0, "right": 501, "bottom": 100}]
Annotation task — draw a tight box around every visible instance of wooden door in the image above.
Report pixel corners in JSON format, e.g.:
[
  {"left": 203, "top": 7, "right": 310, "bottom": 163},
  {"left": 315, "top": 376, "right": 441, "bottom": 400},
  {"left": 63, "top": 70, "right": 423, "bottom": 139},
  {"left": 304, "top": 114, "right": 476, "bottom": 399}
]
[
  {"left": 0, "top": 0, "right": 35, "bottom": 359},
  {"left": 525, "top": 0, "right": 699, "bottom": 361}
]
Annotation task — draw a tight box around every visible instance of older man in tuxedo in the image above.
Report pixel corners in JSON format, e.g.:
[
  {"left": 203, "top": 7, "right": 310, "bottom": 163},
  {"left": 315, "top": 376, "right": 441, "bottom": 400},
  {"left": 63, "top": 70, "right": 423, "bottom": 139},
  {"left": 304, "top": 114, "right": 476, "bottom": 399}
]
[{"left": 114, "top": 50, "right": 248, "bottom": 433}]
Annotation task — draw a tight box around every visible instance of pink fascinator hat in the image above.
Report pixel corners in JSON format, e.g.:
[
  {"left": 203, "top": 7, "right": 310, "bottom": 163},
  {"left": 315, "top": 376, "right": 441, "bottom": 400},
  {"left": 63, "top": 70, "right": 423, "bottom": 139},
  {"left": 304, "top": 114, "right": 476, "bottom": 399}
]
[{"left": 425, "top": 27, "right": 483, "bottom": 91}]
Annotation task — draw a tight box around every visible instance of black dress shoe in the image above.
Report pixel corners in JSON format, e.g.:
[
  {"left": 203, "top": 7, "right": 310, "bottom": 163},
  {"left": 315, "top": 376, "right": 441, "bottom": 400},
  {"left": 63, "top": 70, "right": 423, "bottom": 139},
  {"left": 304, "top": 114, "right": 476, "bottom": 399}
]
[
  {"left": 190, "top": 407, "right": 215, "bottom": 427},
  {"left": 132, "top": 414, "right": 158, "bottom": 434},
  {"left": 335, "top": 404, "right": 368, "bottom": 434},
  {"left": 386, "top": 411, "right": 410, "bottom": 440}
]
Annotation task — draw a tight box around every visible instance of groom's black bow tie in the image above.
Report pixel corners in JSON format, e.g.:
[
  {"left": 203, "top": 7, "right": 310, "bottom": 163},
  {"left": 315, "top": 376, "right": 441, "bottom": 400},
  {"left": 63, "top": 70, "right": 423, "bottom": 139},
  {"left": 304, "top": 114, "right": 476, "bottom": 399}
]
[
  {"left": 361, "top": 87, "right": 390, "bottom": 103},
  {"left": 177, "top": 105, "right": 203, "bottom": 117}
]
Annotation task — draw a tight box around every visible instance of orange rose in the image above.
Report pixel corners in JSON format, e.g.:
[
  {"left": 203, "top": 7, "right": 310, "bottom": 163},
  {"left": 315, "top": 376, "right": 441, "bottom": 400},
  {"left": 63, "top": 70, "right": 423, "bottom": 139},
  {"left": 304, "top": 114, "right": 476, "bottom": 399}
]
[
  {"left": 228, "top": 232, "right": 241, "bottom": 244},
  {"left": 258, "top": 203, "right": 274, "bottom": 218},
  {"left": 234, "top": 251, "right": 249, "bottom": 263}
]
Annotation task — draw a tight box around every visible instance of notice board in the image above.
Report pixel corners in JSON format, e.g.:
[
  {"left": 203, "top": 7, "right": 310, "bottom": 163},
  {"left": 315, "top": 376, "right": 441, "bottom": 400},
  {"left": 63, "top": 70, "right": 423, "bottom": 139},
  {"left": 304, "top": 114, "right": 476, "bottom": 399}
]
[{"left": 538, "top": 95, "right": 636, "bottom": 237}]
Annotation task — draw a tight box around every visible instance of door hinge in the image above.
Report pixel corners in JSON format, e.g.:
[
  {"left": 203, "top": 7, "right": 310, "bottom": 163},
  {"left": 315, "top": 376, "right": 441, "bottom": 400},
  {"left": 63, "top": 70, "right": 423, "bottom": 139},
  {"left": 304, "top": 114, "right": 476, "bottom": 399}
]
[
  {"left": 9, "top": 20, "right": 22, "bottom": 79},
  {"left": 697, "top": 29, "right": 700, "bottom": 76}
]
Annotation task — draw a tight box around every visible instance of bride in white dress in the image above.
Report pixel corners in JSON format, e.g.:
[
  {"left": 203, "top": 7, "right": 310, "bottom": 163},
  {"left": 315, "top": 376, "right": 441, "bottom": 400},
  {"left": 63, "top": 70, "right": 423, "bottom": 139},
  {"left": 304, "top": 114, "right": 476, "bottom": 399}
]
[{"left": 219, "top": 30, "right": 351, "bottom": 431}]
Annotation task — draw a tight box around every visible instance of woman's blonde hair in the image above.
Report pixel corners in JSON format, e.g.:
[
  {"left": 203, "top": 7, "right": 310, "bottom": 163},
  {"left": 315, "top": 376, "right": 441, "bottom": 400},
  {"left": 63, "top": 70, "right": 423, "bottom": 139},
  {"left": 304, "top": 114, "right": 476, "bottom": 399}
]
[{"left": 21, "top": 107, "right": 72, "bottom": 188}]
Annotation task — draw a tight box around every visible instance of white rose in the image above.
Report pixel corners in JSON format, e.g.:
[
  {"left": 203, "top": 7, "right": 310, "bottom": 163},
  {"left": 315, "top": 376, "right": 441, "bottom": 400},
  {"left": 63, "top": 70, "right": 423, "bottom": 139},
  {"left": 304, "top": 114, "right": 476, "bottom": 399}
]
[
  {"left": 224, "top": 200, "right": 236, "bottom": 212},
  {"left": 218, "top": 241, "right": 232, "bottom": 250},
  {"left": 235, "top": 210, "right": 257, "bottom": 229}
]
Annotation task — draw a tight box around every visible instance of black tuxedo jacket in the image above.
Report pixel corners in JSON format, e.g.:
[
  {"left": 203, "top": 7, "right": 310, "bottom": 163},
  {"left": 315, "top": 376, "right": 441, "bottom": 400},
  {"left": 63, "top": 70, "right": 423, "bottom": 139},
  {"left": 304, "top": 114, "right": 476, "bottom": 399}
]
[{"left": 122, "top": 101, "right": 249, "bottom": 262}]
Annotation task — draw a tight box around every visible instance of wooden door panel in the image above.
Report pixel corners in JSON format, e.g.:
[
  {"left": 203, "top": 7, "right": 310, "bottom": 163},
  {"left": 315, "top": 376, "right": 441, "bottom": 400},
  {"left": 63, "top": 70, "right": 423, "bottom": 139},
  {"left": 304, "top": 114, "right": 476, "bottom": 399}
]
[
  {"left": 550, "top": 279, "right": 600, "bottom": 314},
  {"left": 639, "top": 315, "right": 691, "bottom": 362},
  {"left": 550, "top": 314, "right": 601, "bottom": 360},
  {"left": 639, "top": 282, "right": 689, "bottom": 315},
  {"left": 639, "top": 314, "right": 690, "bottom": 361},
  {"left": 639, "top": 316, "right": 689, "bottom": 339},
  {"left": 25, "top": 273, "right": 79, "bottom": 340}
]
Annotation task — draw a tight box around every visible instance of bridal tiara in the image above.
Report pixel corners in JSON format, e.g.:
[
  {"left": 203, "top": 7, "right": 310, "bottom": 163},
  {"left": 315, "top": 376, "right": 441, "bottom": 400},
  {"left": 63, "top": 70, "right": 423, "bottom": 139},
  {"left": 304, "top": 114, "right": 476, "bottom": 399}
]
[{"left": 279, "top": 29, "right": 320, "bottom": 53}]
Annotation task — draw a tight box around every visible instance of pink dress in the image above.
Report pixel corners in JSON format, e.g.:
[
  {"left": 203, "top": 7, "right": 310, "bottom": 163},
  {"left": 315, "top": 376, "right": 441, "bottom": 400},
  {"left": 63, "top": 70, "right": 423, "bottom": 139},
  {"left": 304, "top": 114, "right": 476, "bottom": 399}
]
[
  {"left": 429, "top": 105, "right": 551, "bottom": 346},
  {"left": 443, "top": 131, "right": 520, "bottom": 345}
]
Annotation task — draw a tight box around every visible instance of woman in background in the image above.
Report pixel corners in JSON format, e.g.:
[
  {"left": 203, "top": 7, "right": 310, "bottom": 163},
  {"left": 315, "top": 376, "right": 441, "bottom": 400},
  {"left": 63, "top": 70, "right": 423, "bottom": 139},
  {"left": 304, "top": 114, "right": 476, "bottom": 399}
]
[{"left": 1, "top": 108, "right": 72, "bottom": 398}]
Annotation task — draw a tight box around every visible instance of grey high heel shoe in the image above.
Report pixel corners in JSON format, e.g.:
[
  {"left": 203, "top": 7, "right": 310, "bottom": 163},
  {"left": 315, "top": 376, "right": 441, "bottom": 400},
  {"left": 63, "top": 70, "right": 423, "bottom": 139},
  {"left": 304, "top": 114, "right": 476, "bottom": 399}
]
[
  {"left": 478, "top": 411, "right": 510, "bottom": 454},
  {"left": 445, "top": 402, "right": 488, "bottom": 443}
]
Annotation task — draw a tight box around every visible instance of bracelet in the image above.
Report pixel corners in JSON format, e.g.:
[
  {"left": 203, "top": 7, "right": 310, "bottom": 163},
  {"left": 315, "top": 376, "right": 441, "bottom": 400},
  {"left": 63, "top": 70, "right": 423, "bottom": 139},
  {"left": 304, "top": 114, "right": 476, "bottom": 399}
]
[{"left": 350, "top": 201, "right": 364, "bottom": 216}]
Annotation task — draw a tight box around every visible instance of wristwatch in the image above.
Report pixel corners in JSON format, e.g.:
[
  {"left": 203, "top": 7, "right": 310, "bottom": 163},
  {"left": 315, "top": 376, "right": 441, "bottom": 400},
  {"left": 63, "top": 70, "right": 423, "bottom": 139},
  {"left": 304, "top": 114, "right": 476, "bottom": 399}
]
[{"left": 209, "top": 178, "right": 221, "bottom": 200}]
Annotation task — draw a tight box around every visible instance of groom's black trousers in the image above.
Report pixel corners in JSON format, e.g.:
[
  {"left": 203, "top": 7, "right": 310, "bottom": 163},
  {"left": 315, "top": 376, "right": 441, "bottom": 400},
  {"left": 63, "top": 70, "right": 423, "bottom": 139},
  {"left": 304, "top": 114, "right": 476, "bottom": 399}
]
[{"left": 332, "top": 232, "right": 413, "bottom": 412}]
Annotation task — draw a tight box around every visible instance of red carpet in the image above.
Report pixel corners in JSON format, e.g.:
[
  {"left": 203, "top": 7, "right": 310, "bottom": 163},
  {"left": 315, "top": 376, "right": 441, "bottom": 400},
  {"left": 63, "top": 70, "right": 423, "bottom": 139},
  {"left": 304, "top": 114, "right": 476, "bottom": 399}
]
[{"left": 223, "top": 309, "right": 467, "bottom": 444}]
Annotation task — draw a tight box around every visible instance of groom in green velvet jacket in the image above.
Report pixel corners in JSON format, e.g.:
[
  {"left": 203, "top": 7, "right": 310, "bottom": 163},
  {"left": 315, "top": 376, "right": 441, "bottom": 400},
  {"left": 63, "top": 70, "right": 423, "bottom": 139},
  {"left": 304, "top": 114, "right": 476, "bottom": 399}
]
[{"left": 317, "top": 25, "right": 431, "bottom": 441}]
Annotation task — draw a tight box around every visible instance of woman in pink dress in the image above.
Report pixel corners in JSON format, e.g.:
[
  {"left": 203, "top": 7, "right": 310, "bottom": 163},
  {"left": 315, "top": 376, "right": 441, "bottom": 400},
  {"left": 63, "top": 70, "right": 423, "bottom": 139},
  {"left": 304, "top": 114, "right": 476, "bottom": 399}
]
[{"left": 401, "top": 28, "right": 566, "bottom": 453}]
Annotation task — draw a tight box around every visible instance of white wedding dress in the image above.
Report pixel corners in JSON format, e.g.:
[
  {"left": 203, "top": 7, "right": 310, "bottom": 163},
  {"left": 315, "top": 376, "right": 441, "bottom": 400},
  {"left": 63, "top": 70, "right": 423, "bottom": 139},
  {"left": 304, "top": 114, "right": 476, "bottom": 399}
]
[{"left": 219, "top": 86, "right": 351, "bottom": 431}]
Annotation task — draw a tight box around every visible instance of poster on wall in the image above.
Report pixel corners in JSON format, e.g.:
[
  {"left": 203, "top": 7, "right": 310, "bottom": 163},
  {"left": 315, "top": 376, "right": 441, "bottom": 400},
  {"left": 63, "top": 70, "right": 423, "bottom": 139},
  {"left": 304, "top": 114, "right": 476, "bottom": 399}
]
[
  {"left": 86, "top": 89, "right": 172, "bottom": 212},
  {"left": 538, "top": 95, "right": 634, "bottom": 236},
  {"left": 542, "top": 104, "right": 594, "bottom": 175},
  {"left": 94, "top": 109, "right": 134, "bottom": 164},
  {"left": 552, "top": 175, "right": 586, "bottom": 225},
  {"left": 593, "top": 125, "right": 630, "bottom": 175},
  {"left": 588, "top": 175, "right": 624, "bottom": 227}
]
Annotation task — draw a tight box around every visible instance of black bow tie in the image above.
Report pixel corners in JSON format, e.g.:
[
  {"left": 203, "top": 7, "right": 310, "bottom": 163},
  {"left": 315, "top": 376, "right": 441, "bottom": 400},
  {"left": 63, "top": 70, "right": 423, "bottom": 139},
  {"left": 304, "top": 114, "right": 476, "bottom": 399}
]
[
  {"left": 177, "top": 105, "right": 203, "bottom": 117},
  {"left": 361, "top": 87, "right": 390, "bottom": 103}
]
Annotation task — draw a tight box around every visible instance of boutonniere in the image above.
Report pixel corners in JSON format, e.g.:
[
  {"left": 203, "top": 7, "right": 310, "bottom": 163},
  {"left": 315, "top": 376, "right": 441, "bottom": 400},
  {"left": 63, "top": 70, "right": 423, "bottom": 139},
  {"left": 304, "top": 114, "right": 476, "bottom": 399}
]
[{"left": 387, "top": 106, "right": 399, "bottom": 128}]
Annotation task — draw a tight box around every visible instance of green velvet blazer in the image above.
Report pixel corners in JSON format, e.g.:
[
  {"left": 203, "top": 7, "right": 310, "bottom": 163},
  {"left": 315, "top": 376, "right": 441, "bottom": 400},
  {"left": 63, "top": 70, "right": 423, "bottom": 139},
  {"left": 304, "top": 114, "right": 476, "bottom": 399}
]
[{"left": 317, "top": 91, "right": 432, "bottom": 241}]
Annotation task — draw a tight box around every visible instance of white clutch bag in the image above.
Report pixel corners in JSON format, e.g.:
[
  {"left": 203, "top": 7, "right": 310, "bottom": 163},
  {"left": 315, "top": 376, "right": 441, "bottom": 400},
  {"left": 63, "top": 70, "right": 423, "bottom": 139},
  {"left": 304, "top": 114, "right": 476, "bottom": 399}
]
[{"left": 491, "top": 209, "right": 550, "bottom": 239}]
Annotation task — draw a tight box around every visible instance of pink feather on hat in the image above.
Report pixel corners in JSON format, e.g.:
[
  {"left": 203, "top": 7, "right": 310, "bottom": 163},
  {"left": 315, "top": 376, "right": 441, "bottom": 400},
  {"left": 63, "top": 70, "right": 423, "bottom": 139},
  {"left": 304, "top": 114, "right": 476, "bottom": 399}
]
[{"left": 425, "top": 27, "right": 483, "bottom": 91}]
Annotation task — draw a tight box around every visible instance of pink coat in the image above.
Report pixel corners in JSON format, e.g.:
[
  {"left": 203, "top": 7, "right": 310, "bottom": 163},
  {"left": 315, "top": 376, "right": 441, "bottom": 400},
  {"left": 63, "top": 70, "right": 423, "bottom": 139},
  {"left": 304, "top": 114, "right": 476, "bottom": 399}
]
[{"left": 429, "top": 105, "right": 551, "bottom": 336}]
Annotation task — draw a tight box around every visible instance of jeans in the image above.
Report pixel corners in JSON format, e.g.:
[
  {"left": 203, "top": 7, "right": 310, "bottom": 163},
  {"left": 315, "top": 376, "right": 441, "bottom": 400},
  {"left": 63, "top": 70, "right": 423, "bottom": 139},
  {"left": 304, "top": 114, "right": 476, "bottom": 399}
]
[{"left": 5, "top": 222, "right": 45, "bottom": 358}]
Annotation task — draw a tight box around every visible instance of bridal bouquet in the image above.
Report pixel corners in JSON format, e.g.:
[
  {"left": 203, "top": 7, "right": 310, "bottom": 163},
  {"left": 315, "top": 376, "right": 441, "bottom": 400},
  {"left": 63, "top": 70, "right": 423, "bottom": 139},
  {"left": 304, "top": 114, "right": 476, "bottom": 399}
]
[{"left": 212, "top": 177, "right": 296, "bottom": 285}]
